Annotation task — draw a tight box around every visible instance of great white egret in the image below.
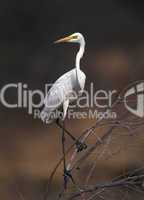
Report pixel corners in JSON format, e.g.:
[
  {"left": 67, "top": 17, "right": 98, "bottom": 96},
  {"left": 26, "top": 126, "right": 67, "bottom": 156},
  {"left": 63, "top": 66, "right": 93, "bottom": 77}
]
[
  {"left": 41, "top": 32, "right": 86, "bottom": 123},
  {"left": 41, "top": 32, "right": 87, "bottom": 188}
]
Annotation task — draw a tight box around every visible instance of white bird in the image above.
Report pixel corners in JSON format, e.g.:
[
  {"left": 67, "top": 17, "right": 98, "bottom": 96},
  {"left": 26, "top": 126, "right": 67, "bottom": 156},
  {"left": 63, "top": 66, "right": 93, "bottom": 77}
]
[
  {"left": 40, "top": 33, "right": 87, "bottom": 188},
  {"left": 41, "top": 32, "right": 86, "bottom": 124}
]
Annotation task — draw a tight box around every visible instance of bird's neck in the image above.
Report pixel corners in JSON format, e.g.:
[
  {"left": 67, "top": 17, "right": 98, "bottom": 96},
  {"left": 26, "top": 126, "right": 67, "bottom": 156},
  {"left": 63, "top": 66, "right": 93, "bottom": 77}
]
[{"left": 76, "top": 40, "right": 85, "bottom": 70}]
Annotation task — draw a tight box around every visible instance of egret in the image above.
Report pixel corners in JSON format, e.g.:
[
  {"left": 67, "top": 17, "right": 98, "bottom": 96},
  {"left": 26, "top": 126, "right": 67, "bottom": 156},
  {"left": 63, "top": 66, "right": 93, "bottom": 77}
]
[{"left": 41, "top": 32, "right": 87, "bottom": 188}]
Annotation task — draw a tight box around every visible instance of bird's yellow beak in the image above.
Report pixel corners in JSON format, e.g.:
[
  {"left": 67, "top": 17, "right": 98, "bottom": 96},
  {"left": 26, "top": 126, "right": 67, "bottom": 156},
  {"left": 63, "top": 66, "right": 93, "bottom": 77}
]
[{"left": 54, "top": 35, "right": 73, "bottom": 44}]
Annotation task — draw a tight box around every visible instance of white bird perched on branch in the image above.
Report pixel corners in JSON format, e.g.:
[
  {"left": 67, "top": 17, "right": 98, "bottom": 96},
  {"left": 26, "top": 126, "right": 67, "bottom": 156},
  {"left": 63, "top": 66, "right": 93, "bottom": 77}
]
[
  {"left": 41, "top": 32, "right": 87, "bottom": 188},
  {"left": 41, "top": 32, "right": 86, "bottom": 124}
]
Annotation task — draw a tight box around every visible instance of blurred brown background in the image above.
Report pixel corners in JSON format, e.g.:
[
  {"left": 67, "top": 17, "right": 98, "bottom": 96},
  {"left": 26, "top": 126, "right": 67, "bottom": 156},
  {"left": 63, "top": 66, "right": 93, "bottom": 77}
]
[{"left": 1, "top": 0, "right": 144, "bottom": 199}]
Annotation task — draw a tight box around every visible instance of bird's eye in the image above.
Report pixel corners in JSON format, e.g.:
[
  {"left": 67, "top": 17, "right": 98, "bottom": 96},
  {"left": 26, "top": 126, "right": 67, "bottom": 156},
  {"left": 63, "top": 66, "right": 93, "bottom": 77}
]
[{"left": 72, "top": 36, "right": 78, "bottom": 39}]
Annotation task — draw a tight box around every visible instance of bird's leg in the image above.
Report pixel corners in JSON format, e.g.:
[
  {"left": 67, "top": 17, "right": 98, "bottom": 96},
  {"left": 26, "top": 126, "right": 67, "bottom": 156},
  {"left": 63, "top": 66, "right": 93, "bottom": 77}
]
[
  {"left": 61, "top": 120, "right": 67, "bottom": 189},
  {"left": 56, "top": 118, "right": 87, "bottom": 152},
  {"left": 56, "top": 118, "right": 76, "bottom": 141},
  {"left": 61, "top": 120, "right": 75, "bottom": 189},
  {"left": 59, "top": 99, "right": 77, "bottom": 142}
]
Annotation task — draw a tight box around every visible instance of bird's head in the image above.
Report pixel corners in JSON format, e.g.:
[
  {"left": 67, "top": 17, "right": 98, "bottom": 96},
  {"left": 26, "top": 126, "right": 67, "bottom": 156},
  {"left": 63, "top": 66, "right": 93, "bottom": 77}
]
[{"left": 54, "top": 32, "right": 85, "bottom": 44}]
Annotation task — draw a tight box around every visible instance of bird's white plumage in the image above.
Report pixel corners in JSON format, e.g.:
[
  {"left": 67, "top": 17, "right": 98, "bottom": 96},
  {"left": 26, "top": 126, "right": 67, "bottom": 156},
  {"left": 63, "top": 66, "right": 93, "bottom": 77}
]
[{"left": 41, "top": 32, "right": 86, "bottom": 124}]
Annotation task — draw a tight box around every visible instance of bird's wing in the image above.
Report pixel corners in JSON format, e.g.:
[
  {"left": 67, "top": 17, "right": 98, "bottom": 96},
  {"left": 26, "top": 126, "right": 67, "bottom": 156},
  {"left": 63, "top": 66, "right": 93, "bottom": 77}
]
[
  {"left": 43, "top": 69, "right": 77, "bottom": 111},
  {"left": 41, "top": 69, "right": 77, "bottom": 123},
  {"left": 41, "top": 68, "right": 86, "bottom": 123}
]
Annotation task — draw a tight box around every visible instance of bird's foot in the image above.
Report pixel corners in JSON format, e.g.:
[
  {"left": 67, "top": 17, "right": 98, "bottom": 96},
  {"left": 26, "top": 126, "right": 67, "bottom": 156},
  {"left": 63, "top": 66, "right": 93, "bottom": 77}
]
[
  {"left": 75, "top": 141, "right": 87, "bottom": 152},
  {"left": 63, "top": 168, "right": 73, "bottom": 189}
]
